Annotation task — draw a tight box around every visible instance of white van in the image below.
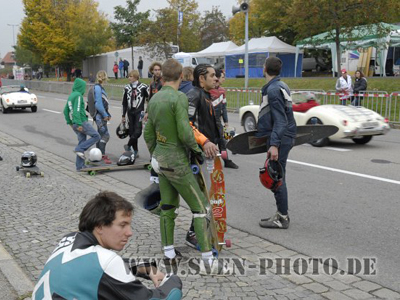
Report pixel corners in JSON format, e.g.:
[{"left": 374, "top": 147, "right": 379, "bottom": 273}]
[{"left": 172, "top": 52, "right": 198, "bottom": 68}]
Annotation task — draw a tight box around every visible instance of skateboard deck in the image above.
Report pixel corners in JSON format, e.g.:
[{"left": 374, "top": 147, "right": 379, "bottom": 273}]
[
  {"left": 80, "top": 162, "right": 150, "bottom": 175},
  {"left": 16, "top": 165, "right": 44, "bottom": 178},
  {"left": 226, "top": 125, "right": 338, "bottom": 155},
  {"left": 193, "top": 157, "right": 231, "bottom": 253}
]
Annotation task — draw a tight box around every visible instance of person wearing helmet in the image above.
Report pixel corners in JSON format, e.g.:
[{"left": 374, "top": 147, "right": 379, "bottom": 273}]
[
  {"left": 292, "top": 92, "right": 319, "bottom": 113},
  {"left": 64, "top": 78, "right": 100, "bottom": 171},
  {"left": 257, "top": 57, "right": 296, "bottom": 229},
  {"left": 121, "top": 70, "right": 149, "bottom": 158}
]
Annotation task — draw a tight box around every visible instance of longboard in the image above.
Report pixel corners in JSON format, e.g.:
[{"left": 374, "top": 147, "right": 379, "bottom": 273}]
[
  {"left": 80, "top": 162, "right": 151, "bottom": 176},
  {"left": 16, "top": 165, "right": 44, "bottom": 178},
  {"left": 226, "top": 125, "right": 338, "bottom": 155},
  {"left": 193, "top": 157, "right": 231, "bottom": 254}
]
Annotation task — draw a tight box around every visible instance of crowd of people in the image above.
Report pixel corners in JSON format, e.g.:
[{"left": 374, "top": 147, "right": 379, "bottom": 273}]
[
  {"left": 45, "top": 56, "right": 294, "bottom": 298},
  {"left": 335, "top": 68, "right": 368, "bottom": 106}
]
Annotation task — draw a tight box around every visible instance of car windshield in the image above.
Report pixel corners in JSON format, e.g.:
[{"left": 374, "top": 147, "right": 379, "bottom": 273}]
[
  {"left": 0, "top": 86, "right": 25, "bottom": 94},
  {"left": 292, "top": 92, "right": 320, "bottom": 104}
]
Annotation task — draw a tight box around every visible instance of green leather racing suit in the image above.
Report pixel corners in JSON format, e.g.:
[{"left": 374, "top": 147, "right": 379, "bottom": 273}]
[{"left": 144, "top": 86, "right": 212, "bottom": 252}]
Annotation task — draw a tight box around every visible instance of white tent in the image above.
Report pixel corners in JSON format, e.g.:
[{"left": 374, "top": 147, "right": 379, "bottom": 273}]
[
  {"left": 192, "top": 41, "right": 239, "bottom": 57},
  {"left": 225, "top": 36, "right": 298, "bottom": 55}
]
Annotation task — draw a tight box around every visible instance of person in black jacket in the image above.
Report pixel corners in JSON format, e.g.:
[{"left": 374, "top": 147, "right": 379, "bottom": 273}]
[
  {"left": 32, "top": 191, "right": 183, "bottom": 300},
  {"left": 351, "top": 70, "right": 367, "bottom": 106},
  {"left": 123, "top": 59, "right": 130, "bottom": 78},
  {"left": 122, "top": 70, "right": 149, "bottom": 157},
  {"left": 258, "top": 57, "right": 297, "bottom": 229},
  {"left": 138, "top": 56, "right": 144, "bottom": 78}
]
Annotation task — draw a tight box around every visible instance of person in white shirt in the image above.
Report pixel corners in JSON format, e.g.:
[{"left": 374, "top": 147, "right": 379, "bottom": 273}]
[{"left": 335, "top": 68, "right": 352, "bottom": 105}]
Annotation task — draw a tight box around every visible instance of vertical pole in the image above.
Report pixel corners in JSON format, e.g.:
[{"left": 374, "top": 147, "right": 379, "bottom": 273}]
[{"left": 244, "top": 11, "right": 249, "bottom": 89}]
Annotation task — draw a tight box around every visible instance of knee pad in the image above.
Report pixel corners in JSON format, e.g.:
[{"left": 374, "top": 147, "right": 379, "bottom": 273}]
[{"left": 161, "top": 205, "right": 179, "bottom": 217}]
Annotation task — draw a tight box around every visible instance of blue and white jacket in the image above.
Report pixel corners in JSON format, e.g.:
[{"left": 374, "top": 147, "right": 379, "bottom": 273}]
[
  {"left": 32, "top": 231, "right": 182, "bottom": 300},
  {"left": 257, "top": 76, "right": 296, "bottom": 147}
]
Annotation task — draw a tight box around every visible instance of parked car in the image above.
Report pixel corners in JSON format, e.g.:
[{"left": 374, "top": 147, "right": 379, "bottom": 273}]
[
  {"left": 239, "top": 92, "right": 390, "bottom": 146},
  {"left": 0, "top": 85, "right": 38, "bottom": 113},
  {"left": 302, "top": 57, "right": 327, "bottom": 72}
]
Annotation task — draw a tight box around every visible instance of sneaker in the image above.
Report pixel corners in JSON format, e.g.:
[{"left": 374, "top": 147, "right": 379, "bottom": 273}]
[
  {"left": 224, "top": 159, "right": 239, "bottom": 169},
  {"left": 102, "top": 155, "right": 112, "bottom": 164},
  {"left": 199, "top": 258, "right": 231, "bottom": 276},
  {"left": 185, "top": 231, "right": 199, "bottom": 250},
  {"left": 163, "top": 250, "right": 183, "bottom": 266},
  {"left": 74, "top": 151, "right": 85, "bottom": 160},
  {"left": 259, "top": 211, "right": 290, "bottom": 229}
]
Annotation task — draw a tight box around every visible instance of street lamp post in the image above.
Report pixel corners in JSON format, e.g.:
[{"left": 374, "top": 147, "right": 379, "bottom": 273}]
[
  {"left": 7, "top": 24, "right": 19, "bottom": 46},
  {"left": 232, "top": 3, "right": 250, "bottom": 89}
]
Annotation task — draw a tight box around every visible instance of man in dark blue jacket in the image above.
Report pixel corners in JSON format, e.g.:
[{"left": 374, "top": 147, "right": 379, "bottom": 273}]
[{"left": 258, "top": 57, "right": 296, "bottom": 229}]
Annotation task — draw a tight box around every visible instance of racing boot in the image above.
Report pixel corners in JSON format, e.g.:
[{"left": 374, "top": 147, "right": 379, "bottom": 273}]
[
  {"left": 259, "top": 211, "right": 290, "bottom": 229},
  {"left": 163, "top": 249, "right": 183, "bottom": 266},
  {"left": 185, "top": 231, "right": 199, "bottom": 249},
  {"left": 199, "top": 257, "right": 231, "bottom": 276}
]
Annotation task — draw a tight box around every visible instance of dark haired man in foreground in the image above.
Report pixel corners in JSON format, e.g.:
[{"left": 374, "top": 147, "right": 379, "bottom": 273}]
[{"left": 32, "top": 191, "right": 182, "bottom": 299}]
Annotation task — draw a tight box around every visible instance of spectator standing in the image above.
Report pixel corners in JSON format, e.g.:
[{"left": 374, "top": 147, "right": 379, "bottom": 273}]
[
  {"left": 335, "top": 69, "right": 352, "bottom": 105},
  {"left": 178, "top": 66, "right": 194, "bottom": 94},
  {"left": 352, "top": 70, "right": 367, "bottom": 106},
  {"left": 123, "top": 59, "right": 130, "bottom": 78},
  {"left": 119, "top": 58, "right": 124, "bottom": 79},
  {"left": 138, "top": 56, "right": 144, "bottom": 78},
  {"left": 113, "top": 62, "right": 119, "bottom": 80}
]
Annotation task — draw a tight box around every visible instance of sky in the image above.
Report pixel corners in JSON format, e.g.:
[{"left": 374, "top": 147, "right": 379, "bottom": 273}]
[{"left": 0, "top": 0, "right": 237, "bottom": 61}]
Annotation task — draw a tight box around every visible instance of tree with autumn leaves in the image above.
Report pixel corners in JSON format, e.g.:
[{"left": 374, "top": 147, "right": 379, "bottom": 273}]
[{"left": 18, "top": 0, "right": 111, "bottom": 81}]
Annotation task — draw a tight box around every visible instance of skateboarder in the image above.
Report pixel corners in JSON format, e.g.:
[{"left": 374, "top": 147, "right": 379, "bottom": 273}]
[
  {"left": 144, "top": 58, "right": 226, "bottom": 275},
  {"left": 187, "top": 64, "right": 238, "bottom": 169},
  {"left": 258, "top": 57, "right": 296, "bottom": 229},
  {"left": 185, "top": 64, "right": 238, "bottom": 248},
  {"left": 63, "top": 78, "right": 100, "bottom": 171},
  {"left": 32, "top": 191, "right": 183, "bottom": 299},
  {"left": 122, "top": 70, "right": 149, "bottom": 157},
  {"left": 94, "top": 70, "right": 112, "bottom": 164}
]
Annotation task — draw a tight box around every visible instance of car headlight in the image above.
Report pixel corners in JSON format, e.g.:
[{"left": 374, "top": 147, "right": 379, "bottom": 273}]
[{"left": 31, "top": 97, "right": 37, "bottom": 102}]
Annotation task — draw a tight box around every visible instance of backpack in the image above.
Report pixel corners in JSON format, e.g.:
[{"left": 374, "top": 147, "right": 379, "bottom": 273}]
[{"left": 86, "top": 85, "right": 97, "bottom": 118}]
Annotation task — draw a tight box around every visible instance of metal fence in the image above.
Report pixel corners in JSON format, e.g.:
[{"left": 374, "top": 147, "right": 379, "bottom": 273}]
[
  {"left": 1, "top": 79, "right": 126, "bottom": 101},
  {"left": 2, "top": 79, "right": 400, "bottom": 124}
]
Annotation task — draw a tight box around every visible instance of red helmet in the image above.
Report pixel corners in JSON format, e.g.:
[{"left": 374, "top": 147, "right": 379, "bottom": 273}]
[{"left": 259, "top": 159, "right": 284, "bottom": 192}]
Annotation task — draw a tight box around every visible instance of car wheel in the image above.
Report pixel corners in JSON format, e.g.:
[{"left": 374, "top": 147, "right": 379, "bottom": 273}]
[
  {"left": 1, "top": 101, "right": 7, "bottom": 114},
  {"left": 307, "top": 117, "right": 329, "bottom": 147},
  {"left": 352, "top": 135, "right": 372, "bottom": 144},
  {"left": 31, "top": 106, "right": 38, "bottom": 113},
  {"left": 243, "top": 113, "right": 257, "bottom": 132},
  {"left": 316, "top": 65, "right": 321, "bottom": 72}
]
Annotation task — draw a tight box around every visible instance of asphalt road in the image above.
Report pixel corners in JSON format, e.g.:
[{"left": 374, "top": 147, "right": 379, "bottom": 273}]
[{"left": 1, "top": 90, "right": 400, "bottom": 292}]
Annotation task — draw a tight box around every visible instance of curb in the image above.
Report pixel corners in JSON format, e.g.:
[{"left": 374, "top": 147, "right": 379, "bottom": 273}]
[{"left": 0, "top": 243, "right": 34, "bottom": 299}]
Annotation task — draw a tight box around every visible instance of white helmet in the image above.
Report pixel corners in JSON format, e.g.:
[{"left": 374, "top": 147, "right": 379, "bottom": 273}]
[{"left": 88, "top": 148, "right": 102, "bottom": 162}]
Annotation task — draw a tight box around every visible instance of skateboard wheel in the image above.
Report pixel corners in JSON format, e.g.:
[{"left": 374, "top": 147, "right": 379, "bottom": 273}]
[
  {"left": 40, "top": 172, "right": 44, "bottom": 177},
  {"left": 16, "top": 166, "right": 20, "bottom": 171},
  {"left": 191, "top": 164, "right": 200, "bottom": 174},
  {"left": 89, "top": 171, "right": 96, "bottom": 176},
  {"left": 220, "top": 150, "right": 228, "bottom": 160},
  {"left": 225, "top": 239, "right": 232, "bottom": 248},
  {"left": 147, "top": 164, "right": 152, "bottom": 171},
  {"left": 26, "top": 172, "right": 31, "bottom": 178}
]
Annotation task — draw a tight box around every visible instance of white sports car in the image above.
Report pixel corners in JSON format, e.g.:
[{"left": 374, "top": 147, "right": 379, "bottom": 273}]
[
  {"left": 239, "top": 92, "right": 390, "bottom": 146},
  {"left": 0, "top": 85, "right": 38, "bottom": 113}
]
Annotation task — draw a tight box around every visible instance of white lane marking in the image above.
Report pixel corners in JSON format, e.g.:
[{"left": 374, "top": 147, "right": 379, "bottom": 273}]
[
  {"left": 42, "top": 109, "right": 61, "bottom": 114},
  {"left": 288, "top": 159, "right": 400, "bottom": 185},
  {"left": 324, "top": 147, "right": 352, "bottom": 152},
  {"left": 302, "top": 144, "right": 352, "bottom": 152},
  {"left": 55, "top": 98, "right": 66, "bottom": 101}
]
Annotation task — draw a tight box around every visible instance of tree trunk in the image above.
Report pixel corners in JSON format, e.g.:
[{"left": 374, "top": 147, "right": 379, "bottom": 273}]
[
  {"left": 335, "top": 26, "right": 341, "bottom": 77},
  {"left": 66, "top": 65, "right": 72, "bottom": 82}
]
